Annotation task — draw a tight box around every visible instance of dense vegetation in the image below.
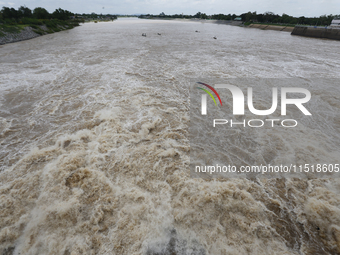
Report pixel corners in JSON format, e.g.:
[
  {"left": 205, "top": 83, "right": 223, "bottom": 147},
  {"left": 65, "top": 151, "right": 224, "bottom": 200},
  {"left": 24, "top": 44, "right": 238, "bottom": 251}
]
[
  {"left": 76, "top": 13, "right": 117, "bottom": 21},
  {"left": 140, "top": 11, "right": 339, "bottom": 26},
  {"left": 0, "top": 6, "right": 77, "bottom": 22},
  {"left": 0, "top": 6, "right": 82, "bottom": 36}
]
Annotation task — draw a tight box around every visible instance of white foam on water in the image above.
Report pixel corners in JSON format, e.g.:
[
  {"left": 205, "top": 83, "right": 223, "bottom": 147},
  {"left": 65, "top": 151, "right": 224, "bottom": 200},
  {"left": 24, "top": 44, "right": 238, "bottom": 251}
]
[{"left": 0, "top": 18, "right": 340, "bottom": 254}]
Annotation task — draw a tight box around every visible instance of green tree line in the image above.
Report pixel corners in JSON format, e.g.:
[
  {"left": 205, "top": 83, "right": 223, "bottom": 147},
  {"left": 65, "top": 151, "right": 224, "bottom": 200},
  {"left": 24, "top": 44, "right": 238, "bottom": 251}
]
[
  {"left": 77, "top": 13, "right": 118, "bottom": 21},
  {"left": 239, "top": 11, "right": 336, "bottom": 26},
  {"left": 140, "top": 11, "right": 339, "bottom": 26},
  {"left": 0, "top": 6, "right": 75, "bottom": 22}
]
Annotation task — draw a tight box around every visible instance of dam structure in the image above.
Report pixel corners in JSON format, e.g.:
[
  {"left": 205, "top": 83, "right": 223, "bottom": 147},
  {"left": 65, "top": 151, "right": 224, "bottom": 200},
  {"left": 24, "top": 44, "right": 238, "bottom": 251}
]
[{"left": 291, "top": 19, "right": 340, "bottom": 40}]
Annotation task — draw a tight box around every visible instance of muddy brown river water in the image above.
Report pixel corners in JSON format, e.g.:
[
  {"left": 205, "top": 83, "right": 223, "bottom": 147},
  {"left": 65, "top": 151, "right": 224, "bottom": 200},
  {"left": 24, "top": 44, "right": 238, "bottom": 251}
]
[{"left": 0, "top": 18, "right": 340, "bottom": 255}]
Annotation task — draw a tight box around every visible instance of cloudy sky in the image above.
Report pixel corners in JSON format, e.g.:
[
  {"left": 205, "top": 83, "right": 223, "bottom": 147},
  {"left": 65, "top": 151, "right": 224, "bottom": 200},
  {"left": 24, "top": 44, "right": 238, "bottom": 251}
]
[{"left": 1, "top": 0, "right": 339, "bottom": 17}]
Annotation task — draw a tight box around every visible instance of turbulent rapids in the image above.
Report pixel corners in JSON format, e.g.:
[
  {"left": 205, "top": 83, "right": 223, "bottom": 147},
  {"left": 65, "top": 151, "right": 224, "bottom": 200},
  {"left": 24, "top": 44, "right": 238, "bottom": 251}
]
[{"left": 0, "top": 18, "right": 340, "bottom": 255}]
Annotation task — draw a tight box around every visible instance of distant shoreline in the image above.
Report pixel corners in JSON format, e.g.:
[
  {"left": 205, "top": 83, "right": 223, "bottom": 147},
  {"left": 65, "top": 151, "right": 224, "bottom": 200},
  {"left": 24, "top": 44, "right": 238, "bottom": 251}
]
[
  {"left": 140, "top": 17, "right": 243, "bottom": 26},
  {"left": 140, "top": 17, "right": 295, "bottom": 32}
]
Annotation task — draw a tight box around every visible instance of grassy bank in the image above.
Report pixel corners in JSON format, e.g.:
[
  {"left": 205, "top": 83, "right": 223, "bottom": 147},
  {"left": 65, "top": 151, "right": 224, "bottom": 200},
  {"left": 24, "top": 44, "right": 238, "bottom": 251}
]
[
  {"left": 247, "top": 22, "right": 296, "bottom": 27},
  {"left": 0, "top": 6, "right": 84, "bottom": 44},
  {"left": 0, "top": 24, "right": 26, "bottom": 36},
  {"left": 0, "top": 18, "right": 81, "bottom": 37}
]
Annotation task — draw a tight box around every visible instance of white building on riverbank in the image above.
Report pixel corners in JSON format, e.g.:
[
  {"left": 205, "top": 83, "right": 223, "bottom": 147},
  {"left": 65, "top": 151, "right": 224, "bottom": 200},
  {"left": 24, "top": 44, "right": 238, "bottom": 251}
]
[{"left": 330, "top": 19, "right": 340, "bottom": 28}]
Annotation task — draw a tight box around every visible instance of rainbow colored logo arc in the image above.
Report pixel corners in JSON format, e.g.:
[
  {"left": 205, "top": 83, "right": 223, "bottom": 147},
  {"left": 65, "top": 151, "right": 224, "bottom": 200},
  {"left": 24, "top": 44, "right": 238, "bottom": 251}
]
[{"left": 196, "top": 82, "right": 222, "bottom": 106}]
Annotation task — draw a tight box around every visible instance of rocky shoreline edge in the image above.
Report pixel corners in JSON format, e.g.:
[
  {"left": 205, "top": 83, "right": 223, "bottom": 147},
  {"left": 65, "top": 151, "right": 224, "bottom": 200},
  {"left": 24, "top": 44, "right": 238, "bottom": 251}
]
[
  {"left": 0, "top": 24, "right": 78, "bottom": 45},
  {"left": 0, "top": 26, "right": 40, "bottom": 45}
]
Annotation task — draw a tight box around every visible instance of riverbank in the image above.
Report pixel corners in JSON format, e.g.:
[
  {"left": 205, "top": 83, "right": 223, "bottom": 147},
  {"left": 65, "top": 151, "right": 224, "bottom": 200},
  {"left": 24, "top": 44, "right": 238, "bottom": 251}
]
[
  {"left": 246, "top": 23, "right": 294, "bottom": 32},
  {"left": 291, "top": 25, "right": 340, "bottom": 40},
  {"left": 0, "top": 26, "right": 40, "bottom": 44},
  {"left": 0, "top": 21, "right": 80, "bottom": 45}
]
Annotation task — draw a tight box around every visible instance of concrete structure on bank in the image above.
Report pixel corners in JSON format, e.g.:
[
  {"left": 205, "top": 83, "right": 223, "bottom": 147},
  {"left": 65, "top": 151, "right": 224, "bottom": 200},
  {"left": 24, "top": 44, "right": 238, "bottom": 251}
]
[
  {"left": 291, "top": 25, "right": 340, "bottom": 40},
  {"left": 246, "top": 24, "right": 294, "bottom": 32}
]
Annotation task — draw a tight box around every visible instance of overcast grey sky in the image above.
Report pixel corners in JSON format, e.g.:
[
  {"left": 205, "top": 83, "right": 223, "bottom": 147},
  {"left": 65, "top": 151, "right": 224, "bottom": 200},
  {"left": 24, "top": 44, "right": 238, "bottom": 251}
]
[{"left": 1, "top": 0, "right": 339, "bottom": 17}]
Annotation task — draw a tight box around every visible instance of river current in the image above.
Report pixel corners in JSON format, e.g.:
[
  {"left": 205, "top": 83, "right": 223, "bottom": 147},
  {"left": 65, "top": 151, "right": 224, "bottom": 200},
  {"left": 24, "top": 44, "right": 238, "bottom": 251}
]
[{"left": 0, "top": 18, "right": 340, "bottom": 255}]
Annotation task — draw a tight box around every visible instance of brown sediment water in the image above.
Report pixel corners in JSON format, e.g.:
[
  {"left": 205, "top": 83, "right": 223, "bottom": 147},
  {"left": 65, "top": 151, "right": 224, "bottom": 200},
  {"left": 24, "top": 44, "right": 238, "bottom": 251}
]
[{"left": 0, "top": 18, "right": 340, "bottom": 255}]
